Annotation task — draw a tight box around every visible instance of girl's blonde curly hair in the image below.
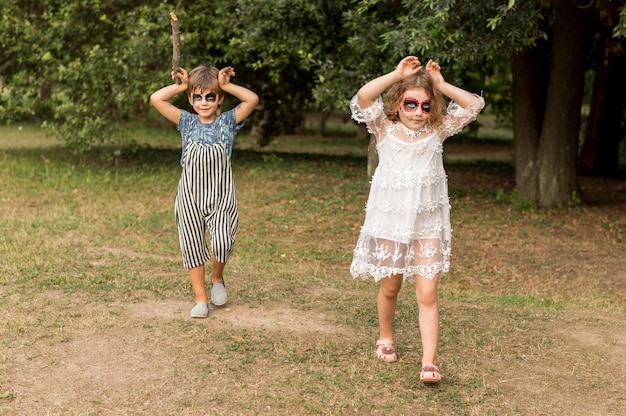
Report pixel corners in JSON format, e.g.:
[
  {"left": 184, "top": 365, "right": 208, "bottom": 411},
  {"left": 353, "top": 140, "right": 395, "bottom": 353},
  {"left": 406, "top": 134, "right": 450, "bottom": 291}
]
[{"left": 383, "top": 69, "right": 445, "bottom": 129}]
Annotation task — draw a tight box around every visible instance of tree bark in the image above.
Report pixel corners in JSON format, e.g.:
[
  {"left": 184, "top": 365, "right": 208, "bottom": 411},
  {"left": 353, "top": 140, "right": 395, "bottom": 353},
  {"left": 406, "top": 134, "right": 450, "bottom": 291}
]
[
  {"left": 249, "top": 80, "right": 272, "bottom": 148},
  {"left": 367, "top": 136, "right": 378, "bottom": 180},
  {"left": 249, "top": 109, "right": 272, "bottom": 148},
  {"left": 511, "top": 42, "right": 549, "bottom": 204},
  {"left": 535, "top": 0, "right": 589, "bottom": 208},
  {"left": 317, "top": 111, "right": 331, "bottom": 137},
  {"left": 170, "top": 12, "right": 181, "bottom": 84},
  {"left": 579, "top": 33, "right": 626, "bottom": 176}
]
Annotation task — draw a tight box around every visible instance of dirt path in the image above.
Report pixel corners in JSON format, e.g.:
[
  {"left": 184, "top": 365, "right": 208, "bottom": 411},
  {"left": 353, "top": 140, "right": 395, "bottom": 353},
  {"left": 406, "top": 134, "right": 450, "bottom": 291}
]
[{"left": 2, "top": 286, "right": 625, "bottom": 415}]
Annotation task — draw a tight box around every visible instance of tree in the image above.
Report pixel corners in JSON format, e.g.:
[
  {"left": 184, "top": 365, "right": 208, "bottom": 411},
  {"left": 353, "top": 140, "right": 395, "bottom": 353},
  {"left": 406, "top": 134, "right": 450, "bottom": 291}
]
[
  {"left": 579, "top": 1, "right": 626, "bottom": 176},
  {"left": 0, "top": 0, "right": 173, "bottom": 152},
  {"left": 532, "top": 0, "right": 589, "bottom": 208}
]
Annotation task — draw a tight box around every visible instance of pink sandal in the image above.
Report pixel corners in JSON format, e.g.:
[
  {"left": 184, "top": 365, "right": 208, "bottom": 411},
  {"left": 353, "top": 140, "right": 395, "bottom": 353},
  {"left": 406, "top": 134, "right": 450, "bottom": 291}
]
[
  {"left": 376, "top": 338, "right": 397, "bottom": 362},
  {"left": 420, "top": 364, "right": 442, "bottom": 384}
]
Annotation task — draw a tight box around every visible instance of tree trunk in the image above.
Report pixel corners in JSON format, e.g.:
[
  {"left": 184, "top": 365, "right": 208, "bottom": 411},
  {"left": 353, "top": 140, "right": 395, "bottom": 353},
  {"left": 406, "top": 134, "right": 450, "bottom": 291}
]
[
  {"left": 579, "top": 35, "right": 626, "bottom": 176},
  {"left": 367, "top": 136, "right": 378, "bottom": 180},
  {"left": 317, "top": 111, "right": 331, "bottom": 137},
  {"left": 535, "top": 0, "right": 589, "bottom": 208},
  {"left": 249, "top": 80, "right": 273, "bottom": 148},
  {"left": 511, "top": 43, "right": 549, "bottom": 204},
  {"left": 249, "top": 106, "right": 271, "bottom": 148}
]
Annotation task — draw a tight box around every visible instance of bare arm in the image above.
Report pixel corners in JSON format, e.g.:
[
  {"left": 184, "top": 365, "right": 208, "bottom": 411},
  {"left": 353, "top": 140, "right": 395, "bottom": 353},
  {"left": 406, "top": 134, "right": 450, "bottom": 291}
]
[
  {"left": 149, "top": 68, "right": 188, "bottom": 125},
  {"left": 425, "top": 60, "right": 483, "bottom": 109},
  {"left": 218, "top": 66, "right": 259, "bottom": 124},
  {"left": 356, "top": 56, "right": 423, "bottom": 109}
]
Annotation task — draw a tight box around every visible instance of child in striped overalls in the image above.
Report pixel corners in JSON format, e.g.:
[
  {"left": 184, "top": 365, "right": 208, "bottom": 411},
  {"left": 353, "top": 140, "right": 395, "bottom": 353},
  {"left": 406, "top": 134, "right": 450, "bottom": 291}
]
[{"left": 150, "top": 65, "right": 258, "bottom": 318}]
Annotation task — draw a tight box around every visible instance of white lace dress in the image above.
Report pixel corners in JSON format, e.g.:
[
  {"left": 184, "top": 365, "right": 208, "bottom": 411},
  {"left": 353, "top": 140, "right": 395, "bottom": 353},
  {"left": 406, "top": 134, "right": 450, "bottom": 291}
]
[{"left": 350, "top": 95, "right": 484, "bottom": 282}]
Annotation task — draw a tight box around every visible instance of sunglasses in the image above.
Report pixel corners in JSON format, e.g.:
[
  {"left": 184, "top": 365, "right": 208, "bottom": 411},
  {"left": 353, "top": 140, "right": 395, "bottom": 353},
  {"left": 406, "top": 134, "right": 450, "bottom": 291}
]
[
  {"left": 192, "top": 92, "right": 217, "bottom": 103},
  {"left": 401, "top": 97, "right": 430, "bottom": 114}
]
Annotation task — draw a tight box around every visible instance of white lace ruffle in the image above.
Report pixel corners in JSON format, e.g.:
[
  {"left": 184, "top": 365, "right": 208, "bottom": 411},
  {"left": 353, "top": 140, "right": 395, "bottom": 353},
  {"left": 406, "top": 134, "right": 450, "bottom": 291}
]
[
  {"left": 441, "top": 95, "right": 485, "bottom": 137},
  {"left": 350, "top": 237, "right": 450, "bottom": 282},
  {"left": 350, "top": 263, "right": 447, "bottom": 283},
  {"left": 350, "top": 95, "right": 383, "bottom": 125}
]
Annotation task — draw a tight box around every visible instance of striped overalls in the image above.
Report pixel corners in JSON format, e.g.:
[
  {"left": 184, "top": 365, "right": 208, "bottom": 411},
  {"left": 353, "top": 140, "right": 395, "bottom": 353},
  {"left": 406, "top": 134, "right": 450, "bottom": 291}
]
[{"left": 175, "top": 109, "right": 241, "bottom": 269}]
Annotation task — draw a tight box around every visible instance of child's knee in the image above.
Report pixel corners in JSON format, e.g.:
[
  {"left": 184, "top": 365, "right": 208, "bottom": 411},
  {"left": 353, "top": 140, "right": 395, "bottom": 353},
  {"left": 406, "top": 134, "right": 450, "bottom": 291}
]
[
  {"left": 415, "top": 277, "right": 439, "bottom": 305},
  {"left": 415, "top": 287, "right": 438, "bottom": 307},
  {"left": 379, "top": 276, "right": 402, "bottom": 297}
]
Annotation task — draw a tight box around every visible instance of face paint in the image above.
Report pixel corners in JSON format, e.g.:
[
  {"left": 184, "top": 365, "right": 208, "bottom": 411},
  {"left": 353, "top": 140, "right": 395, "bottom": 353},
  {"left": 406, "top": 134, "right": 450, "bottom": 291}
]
[
  {"left": 192, "top": 92, "right": 217, "bottom": 103},
  {"left": 402, "top": 97, "right": 430, "bottom": 114}
]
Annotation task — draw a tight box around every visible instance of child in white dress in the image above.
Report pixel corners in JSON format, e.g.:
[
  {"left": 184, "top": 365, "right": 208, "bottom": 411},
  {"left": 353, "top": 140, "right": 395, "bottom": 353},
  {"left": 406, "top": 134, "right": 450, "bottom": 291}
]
[{"left": 350, "top": 56, "right": 484, "bottom": 384}]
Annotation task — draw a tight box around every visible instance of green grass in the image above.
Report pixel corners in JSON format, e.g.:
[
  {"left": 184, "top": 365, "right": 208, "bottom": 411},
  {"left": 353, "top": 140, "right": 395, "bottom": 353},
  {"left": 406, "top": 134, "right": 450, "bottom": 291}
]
[{"left": 0, "top": 123, "right": 625, "bottom": 415}]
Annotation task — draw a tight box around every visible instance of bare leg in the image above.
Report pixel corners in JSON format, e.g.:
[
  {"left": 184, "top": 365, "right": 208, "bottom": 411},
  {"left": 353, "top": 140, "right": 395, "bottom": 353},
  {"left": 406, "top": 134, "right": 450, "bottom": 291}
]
[
  {"left": 189, "top": 264, "right": 208, "bottom": 303},
  {"left": 210, "top": 258, "right": 226, "bottom": 284},
  {"left": 377, "top": 274, "right": 403, "bottom": 340},
  {"left": 415, "top": 274, "right": 440, "bottom": 365}
]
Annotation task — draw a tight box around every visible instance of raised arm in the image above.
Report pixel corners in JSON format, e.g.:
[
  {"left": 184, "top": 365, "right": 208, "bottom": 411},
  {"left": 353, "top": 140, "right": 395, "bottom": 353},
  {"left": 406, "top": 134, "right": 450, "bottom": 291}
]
[
  {"left": 356, "top": 56, "right": 423, "bottom": 109},
  {"left": 425, "top": 60, "right": 483, "bottom": 109},
  {"left": 218, "top": 66, "right": 259, "bottom": 124},
  {"left": 149, "top": 68, "right": 188, "bottom": 125}
]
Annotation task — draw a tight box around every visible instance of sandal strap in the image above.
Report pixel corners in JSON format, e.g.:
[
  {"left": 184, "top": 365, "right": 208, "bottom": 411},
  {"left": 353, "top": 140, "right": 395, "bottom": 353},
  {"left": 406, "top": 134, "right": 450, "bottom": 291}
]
[
  {"left": 420, "top": 364, "right": 439, "bottom": 372},
  {"left": 376, "top": 339, "right": 395, "bottom": 354},
  {"left": 376, "top": 338, "right": 394, "bottom": 347}
]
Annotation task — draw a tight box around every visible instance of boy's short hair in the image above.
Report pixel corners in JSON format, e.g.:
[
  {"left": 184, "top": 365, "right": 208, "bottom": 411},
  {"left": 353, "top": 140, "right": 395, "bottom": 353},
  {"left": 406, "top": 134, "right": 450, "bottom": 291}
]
[{"left": 187, "top": 65, "right": 222, "bottom": 97}]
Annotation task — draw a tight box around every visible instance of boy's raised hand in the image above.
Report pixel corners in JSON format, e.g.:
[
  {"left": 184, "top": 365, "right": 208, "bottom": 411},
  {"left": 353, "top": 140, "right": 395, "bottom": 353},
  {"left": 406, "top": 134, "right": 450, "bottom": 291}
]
[
  {"left": 172, "top": 67, "right": 189, "bottom": 85},
  {"left": 425, "top": 60, "right": 445, "bottom": 86},
  {"left": 218, "top": 66, "right": 236, "bottom": 88},
  {"left": 395, "top": 56, "right": 422, "bottom": 79}
]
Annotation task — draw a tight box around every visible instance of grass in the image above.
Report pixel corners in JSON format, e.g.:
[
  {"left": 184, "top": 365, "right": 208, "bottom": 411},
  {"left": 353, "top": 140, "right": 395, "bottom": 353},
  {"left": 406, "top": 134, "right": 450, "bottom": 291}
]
[{"left": 0, "top": 122, "right": 625, "bottom": 415}]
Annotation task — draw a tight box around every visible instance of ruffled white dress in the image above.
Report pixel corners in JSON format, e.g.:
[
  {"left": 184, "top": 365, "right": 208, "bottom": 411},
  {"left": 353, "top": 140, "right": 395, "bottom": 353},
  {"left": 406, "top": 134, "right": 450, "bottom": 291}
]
[{"left": 350, "top": 95, "right": 484, "bottom": 282}]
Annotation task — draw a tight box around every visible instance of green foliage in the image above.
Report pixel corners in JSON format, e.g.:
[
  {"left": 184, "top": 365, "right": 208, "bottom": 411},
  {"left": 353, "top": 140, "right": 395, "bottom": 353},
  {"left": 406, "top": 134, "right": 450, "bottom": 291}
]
[
  {"left": 0, "top": 0, "right": 172, "bottom": 150},
  {"left": 355, "top": 0, "right": 550, "bottom": 62},
  {"left": 218, "top": 0, "right": 360, "bottom": 138},
  {"left": 1, "top": 0, "right": 625, "bottom": 154}
]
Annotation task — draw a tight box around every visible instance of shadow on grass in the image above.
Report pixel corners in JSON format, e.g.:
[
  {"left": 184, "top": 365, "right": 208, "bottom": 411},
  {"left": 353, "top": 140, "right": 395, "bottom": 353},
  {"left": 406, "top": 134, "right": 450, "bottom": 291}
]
[
  {"left": 3, "top": 140, "right": 517, "bottom": 169},
  {"left": 19, "top": 136, "right": 625, "bottom": 208}
]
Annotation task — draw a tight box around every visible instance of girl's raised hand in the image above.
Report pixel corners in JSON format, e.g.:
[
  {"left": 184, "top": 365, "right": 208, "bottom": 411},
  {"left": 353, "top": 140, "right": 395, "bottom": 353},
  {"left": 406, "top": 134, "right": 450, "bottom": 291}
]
[
  {"left": 425, "top": 60, "right": 445, "bottom": 85},
  {"left": 218, "top": 66, "right": 236, "bottom": 87},
  {"left": 395, "top": 56, "right": 422, "bottom": 79}
]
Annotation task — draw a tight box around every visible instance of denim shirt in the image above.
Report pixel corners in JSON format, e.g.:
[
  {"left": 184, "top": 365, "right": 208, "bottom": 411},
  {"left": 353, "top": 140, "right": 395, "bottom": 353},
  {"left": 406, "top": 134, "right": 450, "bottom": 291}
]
[{"left": 177, "top": 109, "right": 243, "bottom": 166}]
